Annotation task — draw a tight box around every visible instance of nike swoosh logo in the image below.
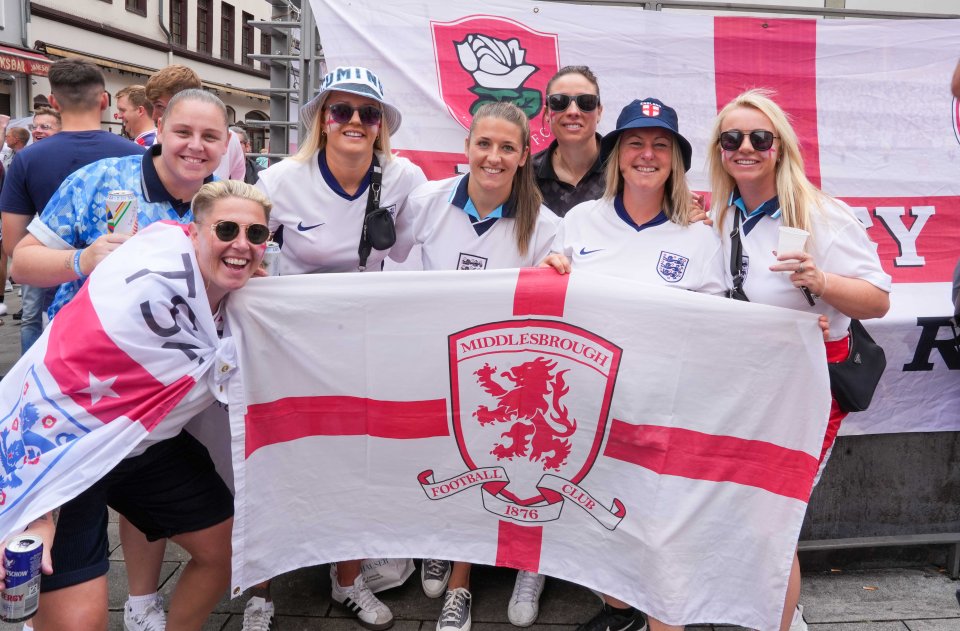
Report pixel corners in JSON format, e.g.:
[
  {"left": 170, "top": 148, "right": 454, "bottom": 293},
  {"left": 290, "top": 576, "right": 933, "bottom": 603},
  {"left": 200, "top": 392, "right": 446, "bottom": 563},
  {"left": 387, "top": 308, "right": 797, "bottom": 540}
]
[
  {"left": 579, "top": 247, "right": 604, "bottom": 255},
  {"left": 297, "top": 221, "right": 325, "bottom": 231}
]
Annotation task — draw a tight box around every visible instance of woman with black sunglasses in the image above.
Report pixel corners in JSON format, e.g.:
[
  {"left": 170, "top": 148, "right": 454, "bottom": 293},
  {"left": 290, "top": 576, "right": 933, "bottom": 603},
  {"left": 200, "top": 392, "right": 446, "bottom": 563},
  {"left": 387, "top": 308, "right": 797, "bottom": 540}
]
[
  {"left": 0, "top": 180, "right": 271, "bottom": 631},
  {"left": 248, "top": 66, "right": 426, "bottom": 631},
  {"left": 708, "top": 89, "right": 890, "bottom": 631},
  {"left": 531, "top": 66, "right": 605, "bottom": 217}
]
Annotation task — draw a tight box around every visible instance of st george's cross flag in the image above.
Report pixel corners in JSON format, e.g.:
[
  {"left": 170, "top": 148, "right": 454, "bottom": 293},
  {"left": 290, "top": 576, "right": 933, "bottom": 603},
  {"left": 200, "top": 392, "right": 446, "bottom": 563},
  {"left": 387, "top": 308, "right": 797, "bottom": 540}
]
[
  {"left": 308, "top": 0, "right": 960, "bottom": 436},
  {"left": 226, "top": 269, "right": 832, "bottom": 631},
  {"left": 0, "top": 222, "right": 221, "bottom": 541}
]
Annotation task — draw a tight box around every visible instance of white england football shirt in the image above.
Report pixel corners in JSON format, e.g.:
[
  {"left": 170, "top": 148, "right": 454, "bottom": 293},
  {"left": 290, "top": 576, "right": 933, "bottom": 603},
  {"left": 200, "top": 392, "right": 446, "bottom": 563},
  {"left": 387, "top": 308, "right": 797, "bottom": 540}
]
[
  {"left": 257, "top": 150, "right": 426, "bottom": 274},
  {"left": 554, "top": 196, "right": 727, "bottom": 295},
  {"left": 719, "top": 196, "right": 892, "bottom": 341},
  {"left": 408, "top": 175, "right": 560, "bottom": 271}
]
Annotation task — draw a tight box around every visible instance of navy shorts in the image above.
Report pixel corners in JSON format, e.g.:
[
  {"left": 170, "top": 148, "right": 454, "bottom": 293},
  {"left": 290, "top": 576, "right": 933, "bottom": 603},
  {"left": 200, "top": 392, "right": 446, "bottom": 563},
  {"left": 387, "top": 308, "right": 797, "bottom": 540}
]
[{"left": 41, "top": 431, "right": 234, "bottom": 592}]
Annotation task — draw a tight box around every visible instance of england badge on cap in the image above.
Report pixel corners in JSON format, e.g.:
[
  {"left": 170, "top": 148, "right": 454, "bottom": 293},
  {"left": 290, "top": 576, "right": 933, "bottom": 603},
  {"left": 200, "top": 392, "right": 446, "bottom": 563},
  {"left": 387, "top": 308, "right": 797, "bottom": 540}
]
[{"left": 641, "top": 102, "right": 661, "bottom": 117}]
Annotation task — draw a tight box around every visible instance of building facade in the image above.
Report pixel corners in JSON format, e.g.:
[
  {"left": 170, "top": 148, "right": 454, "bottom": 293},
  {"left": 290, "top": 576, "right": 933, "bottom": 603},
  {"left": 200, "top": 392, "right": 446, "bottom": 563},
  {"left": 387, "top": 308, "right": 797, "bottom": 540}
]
[{"left": 7, "top": 0, "right": 279, "bottom": 150}]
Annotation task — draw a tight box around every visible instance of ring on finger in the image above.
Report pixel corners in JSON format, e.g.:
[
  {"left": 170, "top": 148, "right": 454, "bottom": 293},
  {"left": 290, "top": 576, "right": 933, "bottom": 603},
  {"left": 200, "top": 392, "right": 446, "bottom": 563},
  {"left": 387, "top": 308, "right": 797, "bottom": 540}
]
[{"left": 798, "top": 263, "right": 804, "bottom": 273}]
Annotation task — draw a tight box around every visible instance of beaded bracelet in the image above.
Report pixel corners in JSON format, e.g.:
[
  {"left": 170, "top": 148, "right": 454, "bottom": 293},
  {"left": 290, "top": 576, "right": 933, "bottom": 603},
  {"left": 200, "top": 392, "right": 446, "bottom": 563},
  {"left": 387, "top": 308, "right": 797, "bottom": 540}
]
[{"left": 73, "top": 249, "right": 86, "bottom": 280}]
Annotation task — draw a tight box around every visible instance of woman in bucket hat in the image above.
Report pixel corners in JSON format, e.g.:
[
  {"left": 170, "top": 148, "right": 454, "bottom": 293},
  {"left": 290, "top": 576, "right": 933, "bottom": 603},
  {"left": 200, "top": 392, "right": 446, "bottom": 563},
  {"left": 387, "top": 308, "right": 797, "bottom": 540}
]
[
  {"left": 707, "top": 89, "right": 890, "bottom": 631},
  {"left": 541, "top": 98, "right": 725, "bottom": 631},
  {"left": 244, "top": 66, "right": 427, "bottom": 631}
]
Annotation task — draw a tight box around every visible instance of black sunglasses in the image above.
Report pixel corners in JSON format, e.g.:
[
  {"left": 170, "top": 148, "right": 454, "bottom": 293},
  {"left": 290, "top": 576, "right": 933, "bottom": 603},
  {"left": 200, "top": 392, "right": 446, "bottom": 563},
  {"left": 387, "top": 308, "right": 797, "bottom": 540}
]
[
  {"left": 546, "top": 93, "right": 600, "bottom": 113},
  {"left": 719, "top": 129, "right": 778, "bottom": 152},
  {"left": 211, "top": 220, "right": 270, "bottom": 245},
  {"left": 327, "top": 102, "right": 383, "bottom": 126}
]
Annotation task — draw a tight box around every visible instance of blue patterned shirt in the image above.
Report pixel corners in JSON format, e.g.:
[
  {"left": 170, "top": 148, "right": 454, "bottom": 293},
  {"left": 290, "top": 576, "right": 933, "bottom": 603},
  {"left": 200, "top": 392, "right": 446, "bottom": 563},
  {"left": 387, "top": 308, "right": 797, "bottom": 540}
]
[{"left": 28, "top": 146, "right": 211, "bottom": 318}]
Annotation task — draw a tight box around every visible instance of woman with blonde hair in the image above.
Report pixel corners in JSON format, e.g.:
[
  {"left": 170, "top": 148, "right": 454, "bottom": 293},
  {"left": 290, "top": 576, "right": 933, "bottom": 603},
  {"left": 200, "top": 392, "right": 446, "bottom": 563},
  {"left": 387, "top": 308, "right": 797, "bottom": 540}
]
[
  {"left": 707, "top": 88, "right": 890, "bottom": 631},
  {"left": 249, "top": 66, "right": 426, "bottom": 631},
  {"left": 542, "top": 98, "right": 724, "bottom": 631}
]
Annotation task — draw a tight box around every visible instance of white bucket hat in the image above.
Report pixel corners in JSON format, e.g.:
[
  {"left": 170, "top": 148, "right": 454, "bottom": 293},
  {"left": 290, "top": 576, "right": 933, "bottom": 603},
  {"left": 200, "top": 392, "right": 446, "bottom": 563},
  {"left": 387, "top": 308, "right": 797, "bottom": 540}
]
[{"left": 301, "top": 66, "right": 402, "bottom": 135}]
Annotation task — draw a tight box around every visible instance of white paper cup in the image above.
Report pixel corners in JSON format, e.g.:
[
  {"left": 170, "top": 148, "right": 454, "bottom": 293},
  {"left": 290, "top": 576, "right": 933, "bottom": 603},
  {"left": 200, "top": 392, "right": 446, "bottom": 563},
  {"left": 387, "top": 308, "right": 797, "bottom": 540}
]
[{"left": 777, "top": 226, "right": 809, "bottom": 258}]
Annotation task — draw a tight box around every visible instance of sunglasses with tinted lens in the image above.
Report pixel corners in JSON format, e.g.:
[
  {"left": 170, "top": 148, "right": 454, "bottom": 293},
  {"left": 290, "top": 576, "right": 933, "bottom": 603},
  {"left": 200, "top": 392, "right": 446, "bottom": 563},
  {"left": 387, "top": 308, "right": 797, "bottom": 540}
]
[
  {"left": 719, "top": 129, "right": 778, "bottom": 152},
  {"left": 327, "top": 102, "right": 383, "bottom": 126},
  {"left": 211, "top": 220, "right": 271, "bottom": 245},
  {"left": 546, "top": 93, "right": 600, "bottom": 113}
]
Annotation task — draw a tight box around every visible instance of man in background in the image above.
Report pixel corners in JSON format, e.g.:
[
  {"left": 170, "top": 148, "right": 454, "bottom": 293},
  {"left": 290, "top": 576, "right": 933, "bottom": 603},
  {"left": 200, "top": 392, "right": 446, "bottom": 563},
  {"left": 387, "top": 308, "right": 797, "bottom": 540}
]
[
  {"left": 0, "top": 57, "right": 141, "bottom": 354},
  {"left": 116, "top": 85, "right": 157, "bottom": 147}
]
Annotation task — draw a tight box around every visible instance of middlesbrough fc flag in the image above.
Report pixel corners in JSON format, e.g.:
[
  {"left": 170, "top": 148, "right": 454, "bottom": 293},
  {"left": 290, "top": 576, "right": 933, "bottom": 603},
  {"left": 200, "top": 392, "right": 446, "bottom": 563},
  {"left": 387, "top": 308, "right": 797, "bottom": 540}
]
[{"left": 227, "top": 269, "right": 831, "bottom": 630}]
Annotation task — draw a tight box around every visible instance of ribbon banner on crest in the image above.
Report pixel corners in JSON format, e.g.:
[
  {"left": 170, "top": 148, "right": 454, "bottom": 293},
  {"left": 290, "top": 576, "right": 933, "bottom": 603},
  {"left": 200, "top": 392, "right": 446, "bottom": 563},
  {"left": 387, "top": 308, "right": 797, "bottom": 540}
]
[
  {"left": 227, "top": 269, "right": 830, "bottom": 630},
  {"left": 309, "top": 0, "right": 960, "bottom": 435}
]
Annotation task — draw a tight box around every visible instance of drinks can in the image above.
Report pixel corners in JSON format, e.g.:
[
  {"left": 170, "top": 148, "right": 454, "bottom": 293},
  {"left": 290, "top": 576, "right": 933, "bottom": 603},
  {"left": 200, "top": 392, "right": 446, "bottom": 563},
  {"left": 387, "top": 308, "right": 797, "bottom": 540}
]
[
  {"left": 262, "top": 241, "right": 281, "bottom": 276},
  {"left": 1, "top": 535, "right": 42, "bottom": 623},
  {"left": 105, "top": 190, "right": 139, "bottom": 234}
]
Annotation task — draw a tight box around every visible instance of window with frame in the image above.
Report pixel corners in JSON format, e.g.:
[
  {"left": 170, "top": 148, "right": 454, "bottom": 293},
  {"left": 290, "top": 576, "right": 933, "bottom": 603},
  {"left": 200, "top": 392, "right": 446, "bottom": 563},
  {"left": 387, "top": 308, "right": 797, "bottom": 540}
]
[
  {"left": 242, "top": 12, "right": 255, "bottom": 67},
  {"left": 170, "top": 0, "right": 187, "bottom": 46},
  {"left": 197, "top": 0, "right": 213, "bottom": 54},
  {"left": 125, "top": 0, "right": 146, "bottom": 16},
  {"left": 260, "top": 32, "right": 271, "bottom": 70},
  {"left": 221, "top": 2, "right": 235, "bottom": 62}
]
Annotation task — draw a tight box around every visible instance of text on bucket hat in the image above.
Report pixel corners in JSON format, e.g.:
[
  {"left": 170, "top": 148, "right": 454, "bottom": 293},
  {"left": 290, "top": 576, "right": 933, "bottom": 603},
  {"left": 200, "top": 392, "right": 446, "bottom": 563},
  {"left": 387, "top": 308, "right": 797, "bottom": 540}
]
[
  {"left": 301, "top": 66, "right": 402, "bottom": 135},
  {"left": 600, "top": 98, "right": 692, "bottom": 171}
]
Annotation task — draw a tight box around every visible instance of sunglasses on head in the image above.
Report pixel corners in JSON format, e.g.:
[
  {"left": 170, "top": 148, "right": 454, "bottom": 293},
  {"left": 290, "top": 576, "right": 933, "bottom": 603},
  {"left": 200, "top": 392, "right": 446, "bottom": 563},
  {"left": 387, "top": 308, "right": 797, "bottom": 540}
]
[
  {"left": 211, "top": 220, "right": 270, "bottom": 245},
  {"left": 327, "top": 102, "right": 383, "bottom": 126},
  {"left": 546, "top": 93, "right": 600, "bottom": 113},
  {"left": 719, "top": 129, "right": 778, "bottom": 152}
]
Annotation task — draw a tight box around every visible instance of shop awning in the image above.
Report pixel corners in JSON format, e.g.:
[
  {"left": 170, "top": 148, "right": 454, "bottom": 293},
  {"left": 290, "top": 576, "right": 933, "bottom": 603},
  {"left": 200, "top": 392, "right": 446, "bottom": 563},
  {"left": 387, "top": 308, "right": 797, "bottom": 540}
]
[{"left": 0, "top": 45, "right": 52, "bottom": 77}]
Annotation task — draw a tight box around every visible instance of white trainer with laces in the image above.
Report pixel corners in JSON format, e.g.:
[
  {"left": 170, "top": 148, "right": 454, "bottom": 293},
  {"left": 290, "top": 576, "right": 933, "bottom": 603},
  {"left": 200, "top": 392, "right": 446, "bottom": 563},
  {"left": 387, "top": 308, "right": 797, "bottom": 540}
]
[
  {"left": 421, "top": 559, "right": 452, "bottom": 598},
  {"left": 789, "top": 604, "right": 808, "bottom": 631},
  {"left": 123, "top": 594, "right": 166, "bottom": 631},
  {"left": 330, "top": 566, "right": 395, "bottom": 630},
  {"left": 507, "top": 571, "right": 545, "bottom": 627},
  {"left": 242, "top": 596, "right": 275, "bottom": 631},
  {"left": 437, "top": 587, "right": 472, "bottom": 631}
]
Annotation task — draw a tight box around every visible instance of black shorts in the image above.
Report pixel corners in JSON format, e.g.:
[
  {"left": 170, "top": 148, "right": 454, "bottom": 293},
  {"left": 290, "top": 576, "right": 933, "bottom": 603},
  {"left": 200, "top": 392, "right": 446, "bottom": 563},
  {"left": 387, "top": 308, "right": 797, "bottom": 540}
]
[{"left": 41, "top": 431, "right": 234, "bottom": 592}]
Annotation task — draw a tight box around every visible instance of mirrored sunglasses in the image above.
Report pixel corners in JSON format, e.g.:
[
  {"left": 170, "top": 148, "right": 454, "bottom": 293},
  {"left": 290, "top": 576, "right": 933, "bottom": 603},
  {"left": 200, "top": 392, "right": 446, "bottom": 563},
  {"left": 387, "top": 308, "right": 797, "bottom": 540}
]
[
  {"left": 28, "top": 123, "right": 57, "bottom": 132},
  {"left": 327, "top": 102, "right": 383, "bottom": 126},
  {"left": 719, "top": 129, "right": 778, "bottom": 152},
  {"left": 211, "top": 220, "right": 270, "bottom": 245},
  {"left": 546, "top": 93, "right": 600, "bottom": 113}
]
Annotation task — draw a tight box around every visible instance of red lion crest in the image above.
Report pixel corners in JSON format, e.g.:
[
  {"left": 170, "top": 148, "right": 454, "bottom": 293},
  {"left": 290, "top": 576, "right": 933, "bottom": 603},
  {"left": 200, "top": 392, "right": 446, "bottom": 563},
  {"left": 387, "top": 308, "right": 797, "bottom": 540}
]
[{"left": 473, "top": 356, "right": 577, "bottom": 471}]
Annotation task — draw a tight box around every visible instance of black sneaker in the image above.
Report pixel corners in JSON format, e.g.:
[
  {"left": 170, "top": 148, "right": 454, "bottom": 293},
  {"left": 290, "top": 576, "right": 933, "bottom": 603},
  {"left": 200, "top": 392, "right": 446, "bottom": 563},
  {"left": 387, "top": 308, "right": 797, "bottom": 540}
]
[
  {"left": 12, "top": 309, "right": 21, "bottom": 321},
  {"left": 576, "top": 604, "right": 647, "bottom": 631}
]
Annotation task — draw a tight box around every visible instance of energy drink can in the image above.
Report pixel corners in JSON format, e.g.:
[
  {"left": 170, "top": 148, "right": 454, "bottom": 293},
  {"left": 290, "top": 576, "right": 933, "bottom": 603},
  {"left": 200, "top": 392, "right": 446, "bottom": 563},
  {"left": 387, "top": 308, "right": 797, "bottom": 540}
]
[
  {"left": 1, "top": 535, "right": 42, "bottom": 623},
  {"left": 106, "top": 190, "right": 139, "bottom": 234},
  {"left": 262, "top": 241, "right": 281, "bottom": 276}
]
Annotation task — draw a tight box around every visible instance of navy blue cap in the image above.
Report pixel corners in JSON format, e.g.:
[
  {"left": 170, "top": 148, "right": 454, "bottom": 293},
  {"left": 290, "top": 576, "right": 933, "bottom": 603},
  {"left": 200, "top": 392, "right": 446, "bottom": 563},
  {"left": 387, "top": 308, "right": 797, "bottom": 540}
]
[{"left": 600, "top": 98, "right": 692, "bottom": 172}]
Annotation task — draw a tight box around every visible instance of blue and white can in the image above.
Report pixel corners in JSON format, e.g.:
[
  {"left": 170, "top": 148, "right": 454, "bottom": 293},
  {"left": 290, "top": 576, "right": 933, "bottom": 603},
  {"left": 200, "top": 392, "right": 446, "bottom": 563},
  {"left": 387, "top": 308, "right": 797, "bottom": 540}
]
[{"left": 1, "top": 535, "right": 41, "bottom": 622}]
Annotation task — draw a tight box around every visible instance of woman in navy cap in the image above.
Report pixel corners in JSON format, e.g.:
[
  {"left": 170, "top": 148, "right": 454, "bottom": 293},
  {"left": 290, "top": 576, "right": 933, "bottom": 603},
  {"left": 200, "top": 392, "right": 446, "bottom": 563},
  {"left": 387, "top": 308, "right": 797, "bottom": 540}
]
[
  {"left": 247, "top": 66, "right": 427, "bottom": 631},
  {"left": 543, "top": 98, "right": 725, "bottom": 294},
  {"left": 708, "top": 89, "right": 890, "bottom": 631},
  {"left": 542, "top": 98, "right": 725, "bottom": 631}
]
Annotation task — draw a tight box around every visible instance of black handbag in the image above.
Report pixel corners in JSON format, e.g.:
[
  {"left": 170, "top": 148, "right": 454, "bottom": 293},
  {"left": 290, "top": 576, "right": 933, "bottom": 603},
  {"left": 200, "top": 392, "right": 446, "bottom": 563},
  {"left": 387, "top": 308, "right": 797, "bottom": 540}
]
[
  {"left": 828, "top": 319, "right": 886, "bottom": 413},
  {"left": 357, "top": 155, "right": 396, "bottom": 271}
]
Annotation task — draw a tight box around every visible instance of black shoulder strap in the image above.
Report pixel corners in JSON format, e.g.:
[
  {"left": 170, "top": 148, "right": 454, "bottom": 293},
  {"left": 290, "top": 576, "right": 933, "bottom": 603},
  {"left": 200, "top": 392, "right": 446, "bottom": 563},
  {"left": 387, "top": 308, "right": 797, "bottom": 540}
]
[
  {"left": 728, "top": 209, "right": 749, "bottom": 301},
  {"left": 357, "top": 154, "right": 383, "bottom": 271}
]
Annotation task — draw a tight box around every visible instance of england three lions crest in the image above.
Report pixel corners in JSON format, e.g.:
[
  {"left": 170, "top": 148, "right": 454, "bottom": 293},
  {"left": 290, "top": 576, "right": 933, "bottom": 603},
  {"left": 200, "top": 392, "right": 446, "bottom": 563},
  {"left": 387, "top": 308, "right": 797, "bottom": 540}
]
[
  {"left": 418, "top": 320, "right": 626, "bottom": 530},
  {"left": 657, "top": 251, "right": 689, "bottom": 283}
]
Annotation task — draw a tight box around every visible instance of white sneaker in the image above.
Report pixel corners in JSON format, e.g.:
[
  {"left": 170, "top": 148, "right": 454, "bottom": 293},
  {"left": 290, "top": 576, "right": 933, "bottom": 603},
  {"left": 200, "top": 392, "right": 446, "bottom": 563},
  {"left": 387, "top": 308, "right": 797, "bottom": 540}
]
[
  {"left": 0, "top": 303, "right": 8, "bottom": 316},
  {"left": 242, "top": 596, "right": 275, "bottom": 631},
  {"left": 437, "top": 587, "right": 472, "bottom": 631},
  {"left": 4, "top": 280, "right": 11, "bottom": 293},
  {"left": 789, "top": 605, "right": 808, "bottom": 631},
  {"left": 507, "top": 571, "right": 545, "bottom": 627},
  {"left": 123, "top": 594, "right": 166, "bottom": 631},
  {"left": 421, "top": 559, "right": 452, "bottom": 598},
  {"left": 330, "top": 567, "right": 394, "bottom": 630}
]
